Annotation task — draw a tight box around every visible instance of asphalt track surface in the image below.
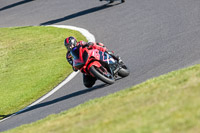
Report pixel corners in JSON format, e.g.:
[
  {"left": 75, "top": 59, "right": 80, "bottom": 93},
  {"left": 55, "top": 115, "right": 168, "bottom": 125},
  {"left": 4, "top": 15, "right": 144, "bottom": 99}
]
[{"left": 1, "top": 0, "right": 200, "bottom": 131}]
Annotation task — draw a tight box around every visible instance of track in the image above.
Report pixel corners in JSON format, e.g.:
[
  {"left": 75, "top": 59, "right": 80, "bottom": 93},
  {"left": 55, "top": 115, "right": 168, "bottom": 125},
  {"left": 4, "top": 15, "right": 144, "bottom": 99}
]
[{"left": 1, "top": 0, "right": 200, "bottom": 131}]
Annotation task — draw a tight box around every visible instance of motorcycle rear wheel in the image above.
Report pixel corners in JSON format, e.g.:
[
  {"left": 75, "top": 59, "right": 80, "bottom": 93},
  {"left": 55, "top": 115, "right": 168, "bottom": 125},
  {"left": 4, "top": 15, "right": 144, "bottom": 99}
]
[{"left": 89, "top": 65, "right": 115, "bottom": 85}]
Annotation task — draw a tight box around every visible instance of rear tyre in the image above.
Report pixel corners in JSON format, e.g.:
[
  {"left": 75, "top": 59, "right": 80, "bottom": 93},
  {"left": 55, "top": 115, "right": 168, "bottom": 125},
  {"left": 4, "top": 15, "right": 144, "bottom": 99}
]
[
  {"left": 89, "top": 66, "right": 115, "bottom": 85},
  {"left": 118, "top": 65, "right": 130, "bottom": 77}
]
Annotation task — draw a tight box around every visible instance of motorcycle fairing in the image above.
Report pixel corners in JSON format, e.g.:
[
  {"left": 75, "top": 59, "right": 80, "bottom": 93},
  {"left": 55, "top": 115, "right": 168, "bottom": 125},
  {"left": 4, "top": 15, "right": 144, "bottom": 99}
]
[{"left": 71, "top": 45, "right": 116, "bottom": 75}]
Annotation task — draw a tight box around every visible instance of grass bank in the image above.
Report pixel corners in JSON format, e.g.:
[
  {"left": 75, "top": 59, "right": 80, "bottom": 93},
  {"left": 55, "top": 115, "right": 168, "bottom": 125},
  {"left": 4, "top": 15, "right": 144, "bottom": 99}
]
[
  {"left": 0, "top": 26, "right": 86, "bottom": 119},
  {"left": 4, "top": 64, "right": 200, "bottom": 133}
]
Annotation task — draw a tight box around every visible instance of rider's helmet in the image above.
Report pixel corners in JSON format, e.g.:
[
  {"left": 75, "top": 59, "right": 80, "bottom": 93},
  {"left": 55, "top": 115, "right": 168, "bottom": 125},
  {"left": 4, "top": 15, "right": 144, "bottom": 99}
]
[{"left": 64, "top": 36, "right": 77, "bottom": 51}]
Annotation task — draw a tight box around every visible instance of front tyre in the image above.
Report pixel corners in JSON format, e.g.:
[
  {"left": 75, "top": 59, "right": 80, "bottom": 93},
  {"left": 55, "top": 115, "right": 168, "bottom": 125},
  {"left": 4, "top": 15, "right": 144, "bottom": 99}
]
[
  {"left": 118, "top": 65, "right": 130, "bottom": 77},
  {"left": 89, "top": 66, "right": 115, "bottom": 85}
]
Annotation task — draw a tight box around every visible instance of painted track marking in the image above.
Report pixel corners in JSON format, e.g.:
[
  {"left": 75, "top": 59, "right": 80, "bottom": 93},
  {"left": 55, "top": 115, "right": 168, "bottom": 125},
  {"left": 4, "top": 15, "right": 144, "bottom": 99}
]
[{"left": 0, "top": 25, "right": 95, "bottom": 123}]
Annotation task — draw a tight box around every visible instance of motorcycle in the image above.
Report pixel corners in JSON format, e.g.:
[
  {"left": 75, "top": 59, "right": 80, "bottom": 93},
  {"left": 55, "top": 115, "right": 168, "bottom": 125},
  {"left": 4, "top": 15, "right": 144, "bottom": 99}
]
[{"left": 70, "top": 45, "right": 129, "bottom": 85}]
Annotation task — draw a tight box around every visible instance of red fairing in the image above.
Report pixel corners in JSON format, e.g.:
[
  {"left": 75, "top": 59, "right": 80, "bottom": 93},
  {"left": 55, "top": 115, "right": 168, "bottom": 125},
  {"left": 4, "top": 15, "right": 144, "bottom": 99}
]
[
  {"left": 87, "top": 61, "right": 101, "bottom": 70},
  {"left": 90, "top": 43, "right": 107, "bottom": 52},
  {"left": 71, "top": 44, "right": 113, "bottom": 77},
  {"left": 87, "top": 61, "right": 101, "bottom": 77}
]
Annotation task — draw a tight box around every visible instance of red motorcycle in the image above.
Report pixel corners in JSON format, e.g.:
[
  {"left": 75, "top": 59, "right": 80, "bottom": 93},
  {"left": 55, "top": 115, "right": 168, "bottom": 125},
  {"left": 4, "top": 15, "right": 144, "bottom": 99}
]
[{"left": 71, "top": 45, "right": 129, "bottom": 85}]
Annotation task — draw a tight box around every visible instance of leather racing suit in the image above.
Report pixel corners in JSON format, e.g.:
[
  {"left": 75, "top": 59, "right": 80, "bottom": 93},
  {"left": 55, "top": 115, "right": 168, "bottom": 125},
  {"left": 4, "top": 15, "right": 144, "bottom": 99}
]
[{"left": 66, "top": 41, "right": 107, "bottom": 88}]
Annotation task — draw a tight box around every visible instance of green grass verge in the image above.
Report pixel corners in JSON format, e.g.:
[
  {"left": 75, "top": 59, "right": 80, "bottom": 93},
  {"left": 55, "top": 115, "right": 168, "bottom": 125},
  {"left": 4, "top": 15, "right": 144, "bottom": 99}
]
[
  {"left": 4, "top": 64, "right": 200, "bottom": 133},
  {"left": 0, "top": 26, "right": 86, "bottom": 119}
]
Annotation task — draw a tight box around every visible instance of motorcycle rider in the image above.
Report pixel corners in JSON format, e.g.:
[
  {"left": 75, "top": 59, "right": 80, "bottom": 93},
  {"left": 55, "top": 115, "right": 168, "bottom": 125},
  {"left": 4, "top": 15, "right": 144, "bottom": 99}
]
[{"left": 64, "top": 36, "right": 120, "bottom": 88}]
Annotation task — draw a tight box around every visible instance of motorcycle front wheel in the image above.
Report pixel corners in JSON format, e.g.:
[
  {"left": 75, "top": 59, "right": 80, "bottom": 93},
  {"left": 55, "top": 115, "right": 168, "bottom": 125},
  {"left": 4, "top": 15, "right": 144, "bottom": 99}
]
[
  {"left": 118, "top": 64, "right": 130, "bottom": 77},
  {"left": 89, "top": 65, "right": 115, "bottom": 85}
]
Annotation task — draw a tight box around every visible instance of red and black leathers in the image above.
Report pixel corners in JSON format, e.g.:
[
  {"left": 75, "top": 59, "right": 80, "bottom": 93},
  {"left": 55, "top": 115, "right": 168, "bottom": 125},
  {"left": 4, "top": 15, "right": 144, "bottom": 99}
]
[
  {"left": 66, "top": 41, "right": 107, "bottom": 69},
  {"left": 66, "top": 41, "right": 107, "bottom": 87}
]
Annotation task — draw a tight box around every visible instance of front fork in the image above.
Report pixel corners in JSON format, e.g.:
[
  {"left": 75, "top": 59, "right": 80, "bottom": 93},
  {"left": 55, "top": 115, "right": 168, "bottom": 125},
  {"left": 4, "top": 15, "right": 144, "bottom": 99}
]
[{"left": 108, "top": 60, "right": 121, "bottom": 79}]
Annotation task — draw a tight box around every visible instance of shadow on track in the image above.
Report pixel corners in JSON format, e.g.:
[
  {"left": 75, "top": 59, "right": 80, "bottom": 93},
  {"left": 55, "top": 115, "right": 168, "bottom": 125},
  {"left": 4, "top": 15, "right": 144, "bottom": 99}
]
[
  {"left": 0, "top": 115, "right": 10, "bottom": 119},
  {"left": 8, "top": 84, "right": 108, "bottom": 116},
  {"left": 0, "top": 0, "right": 35, "bottom": 12},
  {"left": 40, "top": 3, "right": 121, "bottom": 25}
]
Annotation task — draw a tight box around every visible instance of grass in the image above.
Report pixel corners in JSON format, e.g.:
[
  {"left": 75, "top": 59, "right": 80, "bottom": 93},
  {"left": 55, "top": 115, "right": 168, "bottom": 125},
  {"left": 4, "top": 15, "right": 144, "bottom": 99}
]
[
  {"left": 0, "top": 26, "right": 86, "bottom": 119},
  {"left": 4, "top": 64, "right": 200, "bottom": 133}
]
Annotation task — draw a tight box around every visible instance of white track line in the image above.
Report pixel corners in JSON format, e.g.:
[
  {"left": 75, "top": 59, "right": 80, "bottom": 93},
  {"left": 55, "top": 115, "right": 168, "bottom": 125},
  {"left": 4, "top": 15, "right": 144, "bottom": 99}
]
[
  {"left": 51, "top": 25, "right": 95, "bottom": 42},
  {"left": 0, "top": 25, "right": 95, "bottom": 123}
]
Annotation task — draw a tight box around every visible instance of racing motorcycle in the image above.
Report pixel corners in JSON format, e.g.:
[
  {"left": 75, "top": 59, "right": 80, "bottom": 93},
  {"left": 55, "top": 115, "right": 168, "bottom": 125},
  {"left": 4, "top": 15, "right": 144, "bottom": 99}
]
[{"left": 70, "top": 44, "right": 129, "bottom": 85}]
